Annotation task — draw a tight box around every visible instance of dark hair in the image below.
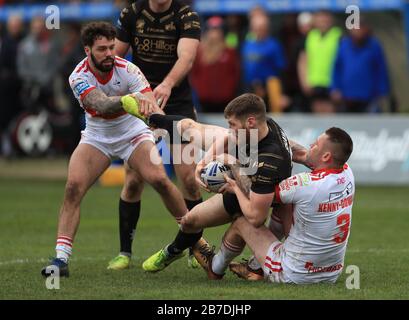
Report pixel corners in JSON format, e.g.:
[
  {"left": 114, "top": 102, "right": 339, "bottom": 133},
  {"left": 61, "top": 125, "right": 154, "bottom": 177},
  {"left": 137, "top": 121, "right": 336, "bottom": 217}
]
[
  {"left": 224, "top": 93, "right": 266, "bottom": 122},
  {"left": 80, "top": 21, "right": 116, "bottom": 47},
  {"left": 325, "top": 127, "right": 353, "bottom": 166}
]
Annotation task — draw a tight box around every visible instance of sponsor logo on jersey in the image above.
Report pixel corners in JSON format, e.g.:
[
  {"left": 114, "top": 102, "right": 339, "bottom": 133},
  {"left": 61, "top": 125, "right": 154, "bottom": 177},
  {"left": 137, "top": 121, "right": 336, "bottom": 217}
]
[
  {"left": 329, "top": 182, "right": 353, "bottom": 202},
  {"left": 73, "top": 81, "right": 91, "bottom": 96},
  {"left": 304, "top": 262, "right": 343, "bottom": 273},
  {"left": 299, "top": 173, "right": 311, "bottom": 186}
]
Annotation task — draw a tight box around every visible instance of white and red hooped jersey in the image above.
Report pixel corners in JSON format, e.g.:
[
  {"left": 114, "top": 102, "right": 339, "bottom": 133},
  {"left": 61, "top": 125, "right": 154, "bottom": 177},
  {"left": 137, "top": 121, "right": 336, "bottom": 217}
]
[
  {"left": 68, "top": 56, "right": 151, "bottom": 129},
  {"left": 275, "top": 164, "right": 355, "bottom": 283}
]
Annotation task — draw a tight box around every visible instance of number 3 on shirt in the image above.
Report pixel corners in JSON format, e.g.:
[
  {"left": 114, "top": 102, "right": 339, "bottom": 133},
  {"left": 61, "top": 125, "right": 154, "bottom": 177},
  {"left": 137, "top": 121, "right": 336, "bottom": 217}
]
[{"left": 333, "top": 213, "right": 351, "bottom": 243}]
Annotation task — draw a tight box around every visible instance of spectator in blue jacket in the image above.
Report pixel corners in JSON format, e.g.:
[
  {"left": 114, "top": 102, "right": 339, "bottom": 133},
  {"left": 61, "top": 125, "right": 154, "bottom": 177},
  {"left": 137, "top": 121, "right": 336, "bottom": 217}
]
[
  {"left": 331, "top": 20, "right": 390, "bottom": 113},
  {"left": 242, "top": 10, "right": 285, "bottom": 110}
]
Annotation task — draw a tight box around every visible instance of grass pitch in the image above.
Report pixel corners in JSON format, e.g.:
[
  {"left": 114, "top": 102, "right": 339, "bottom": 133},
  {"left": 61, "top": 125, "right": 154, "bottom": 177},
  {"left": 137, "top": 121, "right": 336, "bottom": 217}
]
[{"left": 0, "top": 177, "right": 408, "bottom": 300}]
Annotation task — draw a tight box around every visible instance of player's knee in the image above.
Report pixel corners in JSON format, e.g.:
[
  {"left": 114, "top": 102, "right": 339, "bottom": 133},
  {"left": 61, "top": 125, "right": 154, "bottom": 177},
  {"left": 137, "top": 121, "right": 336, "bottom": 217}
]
[
  {"left": 181, "top": 213, "right": 198, "bottom": 231},
  {"left": 64, "top": 180, "right": 84, "bottom": 204},
  {"left": 181, "top": 175, "right": 200, "bottom": 198},
  {"left": 149, "top": 174, "right": 171, "bottom": 193},
  {"left": 123, "top": 178, "right": 143, "bottom": 199},
  {"left": 180, "top": 118, "right": 195, "bottom": 132}
]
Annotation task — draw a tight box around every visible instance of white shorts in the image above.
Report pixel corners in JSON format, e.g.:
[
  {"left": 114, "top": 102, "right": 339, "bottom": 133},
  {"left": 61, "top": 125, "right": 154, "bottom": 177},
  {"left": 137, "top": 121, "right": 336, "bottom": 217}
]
[
  {"left": 262, "top": 241, "right": 291, "bottom": 284},
  {"left": 80, "top": 115, "right": 155, "bottom": 162}
]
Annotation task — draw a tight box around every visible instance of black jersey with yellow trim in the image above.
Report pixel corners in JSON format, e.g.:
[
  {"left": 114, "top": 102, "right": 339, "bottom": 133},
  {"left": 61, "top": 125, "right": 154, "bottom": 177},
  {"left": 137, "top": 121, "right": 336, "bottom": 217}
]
[
  {"left": 249, "top": 118, "right": 292, "bottom": 195},
  {"left": 116, "top": 0, "right": 201, "bottom": 106}
]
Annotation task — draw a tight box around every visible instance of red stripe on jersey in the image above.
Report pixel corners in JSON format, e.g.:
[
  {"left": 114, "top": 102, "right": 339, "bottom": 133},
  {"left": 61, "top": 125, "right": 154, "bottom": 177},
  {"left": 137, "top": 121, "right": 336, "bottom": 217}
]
[
  {"left": 265, "top": 256, "right": 281, "bottom": 266},
  {"left": 264, "top": 262, "right": 283, "bottom": 272},
  {"left": 115, "top": 56, "right": 128, "bottom": 63},
  {"left": 75, "top": 60, "right": 87, "bottom": 73},
  {"left": 115, "top": 62, "right": 126, "bottom": 68},
  {"left": 79, "top": 86, "right": 96, "bottom": 101},
  {"left": 311, "top": 167, "right": 345, "bottom": 176},
  {"left": 140, "top": 87, "right": 152, "bottom": 94}
]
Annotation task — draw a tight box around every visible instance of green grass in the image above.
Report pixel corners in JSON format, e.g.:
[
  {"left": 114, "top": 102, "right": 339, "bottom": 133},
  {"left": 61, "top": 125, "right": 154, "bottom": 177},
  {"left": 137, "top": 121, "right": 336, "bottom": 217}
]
[{"left": 0, "top": 178, "right": 408, "bottom": 299}]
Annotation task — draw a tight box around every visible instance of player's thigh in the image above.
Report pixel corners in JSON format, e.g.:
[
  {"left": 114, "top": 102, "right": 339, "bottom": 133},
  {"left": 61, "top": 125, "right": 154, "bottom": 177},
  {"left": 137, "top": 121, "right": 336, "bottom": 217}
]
[
  {"left": 182, "top": 194, "right": 232, "bottom": 230},
  {"left": 173, "top": 149, "right": 197, "bottom": 184},
  {"left": 66, "top": 143, "right": 111, "bottom": 197},
  {"left": 127, "top": 140, "right": 168, "bottom": 183},
  {"left": 121, "top": 163, "right": 145, "bottom": 201},
  {"left": 233, "top": 216, "right": 279, "bottom": 267},
  {"left": 178, "top": 119, "right": 228, "bottom": 152}
]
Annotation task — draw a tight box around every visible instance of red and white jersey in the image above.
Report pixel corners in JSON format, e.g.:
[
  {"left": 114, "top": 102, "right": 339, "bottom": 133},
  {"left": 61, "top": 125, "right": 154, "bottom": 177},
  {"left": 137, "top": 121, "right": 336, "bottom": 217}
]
[
  {"left": 275, "top": 164, "right": 355, "bottom": 283},
  {"left": 68, "top": 56, "right": 151, "bottom": 129}
]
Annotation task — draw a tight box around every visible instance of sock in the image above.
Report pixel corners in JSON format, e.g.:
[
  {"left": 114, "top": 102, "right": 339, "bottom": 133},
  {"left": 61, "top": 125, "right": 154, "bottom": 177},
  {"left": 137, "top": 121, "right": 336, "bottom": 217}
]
[
  {"left": 212, "top": 239, "right": 243, "bottom": 275},
  {"left": 185, "top": 198, "right": 203, "bottom": 256},
  {"left": 119, "top": 198, "right": 141, "bottom": 256},
  {"left": 148, "top": 114, "right": 188, "bottom": 144},
  {"left": 166, "top": 229, "right": 203, "bottom": 256},
  {"left": 56, "top": 236, "right": 73, "bottom": 263},
  {"left": 184, "top": 198, "right": 203, "bottom": 211},
  {"left": 247, "top": 255, "right": 262, "bottom": 271}
]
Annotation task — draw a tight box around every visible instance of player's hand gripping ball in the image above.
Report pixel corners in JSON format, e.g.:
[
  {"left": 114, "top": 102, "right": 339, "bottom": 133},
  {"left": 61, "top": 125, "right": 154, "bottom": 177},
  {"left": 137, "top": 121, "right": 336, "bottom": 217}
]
[{"left": 200, "top": 161, "right": 233, "bottom": 193}]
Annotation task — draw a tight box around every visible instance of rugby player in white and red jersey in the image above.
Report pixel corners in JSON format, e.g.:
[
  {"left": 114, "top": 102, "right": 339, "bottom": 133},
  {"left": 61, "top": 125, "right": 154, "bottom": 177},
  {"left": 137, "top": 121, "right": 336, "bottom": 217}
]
[
  {"left": 41, "top": 22, "right": 188, "bottom": 277},
  {"left": 218, "top": 127, "right": 355, "bottom": 284}
]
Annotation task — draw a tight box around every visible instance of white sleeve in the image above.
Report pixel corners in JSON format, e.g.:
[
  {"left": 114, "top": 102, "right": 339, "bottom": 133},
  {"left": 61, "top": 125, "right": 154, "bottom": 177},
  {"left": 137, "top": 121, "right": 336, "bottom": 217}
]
[
  {"left": 275, "top": 173, "right": 311, "bottom": 204},
  {"left": 69, "top": 73, "right": 96, "bottom": 102},
  {"left": 125, "top": 62, "right": 151, "bottom": 94}
]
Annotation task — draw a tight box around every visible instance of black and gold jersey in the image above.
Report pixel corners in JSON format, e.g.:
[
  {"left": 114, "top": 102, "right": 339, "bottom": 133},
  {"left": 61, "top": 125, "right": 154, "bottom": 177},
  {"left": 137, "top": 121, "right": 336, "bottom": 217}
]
[
  {"left": 250, "top": 118, "right": 293, "bottom": 194},
  {"left": 116, "top": 0, "right": 201, "bottom": 110}
]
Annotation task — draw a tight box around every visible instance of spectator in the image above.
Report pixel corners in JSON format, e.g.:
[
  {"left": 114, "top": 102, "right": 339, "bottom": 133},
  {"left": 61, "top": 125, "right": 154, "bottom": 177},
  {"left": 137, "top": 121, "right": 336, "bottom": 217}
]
[
  {"left": 190, "top": 17, "right": 240, "bottom": 113},
  {"left": 331, "top": 19, "right": 390, "bottom": 113},
  {"left": 225, "top": 14, "right": 245, "bottom": 50},
  {"left": 17, "top": 16, "right": 61, "bottom": 113},
  {"left": 0, "top": 14, "right": 25, "bottom": 157},
  {"left": 279, "top": 12, "right": 313, "bottom": 112},
  {"left": 299, "top": 11, "right": 342, "bottom": 113},
  {"left": 242, "top": 10, "right": 285, "bottom": 111},
  {"left": 59, "top": 23, "right": 85, "bottom": 151}
]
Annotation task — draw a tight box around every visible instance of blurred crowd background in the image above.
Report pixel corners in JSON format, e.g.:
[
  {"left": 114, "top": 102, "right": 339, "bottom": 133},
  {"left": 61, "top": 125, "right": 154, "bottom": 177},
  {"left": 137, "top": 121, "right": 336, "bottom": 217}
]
[{"left": 0, "top": 0, "right": 408, "bottom": 158}]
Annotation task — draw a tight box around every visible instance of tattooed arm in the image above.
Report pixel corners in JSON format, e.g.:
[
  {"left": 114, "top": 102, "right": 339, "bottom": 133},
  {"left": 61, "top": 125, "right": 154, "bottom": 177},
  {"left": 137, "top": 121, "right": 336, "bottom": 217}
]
[
  {"left": 289, "top": 139, "right": 312, "bottom": 168},
  {"left": 229, "top": 164, "right": 252, "bottom": 198},
  {"left": 83, "top": 89, "right": 123, "bottom": 115}
]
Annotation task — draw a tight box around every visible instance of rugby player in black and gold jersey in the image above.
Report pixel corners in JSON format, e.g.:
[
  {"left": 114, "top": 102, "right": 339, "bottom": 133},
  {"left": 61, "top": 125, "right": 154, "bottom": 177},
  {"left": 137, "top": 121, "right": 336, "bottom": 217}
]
[{"left": 107, "top": 0, "right": 203, "bottom": 270}]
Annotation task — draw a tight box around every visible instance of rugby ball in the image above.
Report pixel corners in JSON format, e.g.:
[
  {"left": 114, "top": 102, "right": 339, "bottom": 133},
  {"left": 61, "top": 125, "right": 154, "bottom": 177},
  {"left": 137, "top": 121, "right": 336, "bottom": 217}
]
[{"left": 200, "top": 161, "right": 232, "bottom": 193}]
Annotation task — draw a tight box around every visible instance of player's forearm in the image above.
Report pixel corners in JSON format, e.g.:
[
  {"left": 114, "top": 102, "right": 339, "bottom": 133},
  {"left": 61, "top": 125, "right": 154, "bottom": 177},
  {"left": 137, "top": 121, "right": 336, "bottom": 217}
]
[
  {"left": 234, "top": 187, "right": 252, "bottom": 217},
  {"left": 202, "top": 135, "right": 229, "bottom": 164},
  {"left": 83, "top": 90, "right": 123, "bottom": 114},
  {"left": 162, "top": 54, "right": 195, "bottom": 88},
  {"left": 230, "top": 164, "right": 251, "bottom": 198},
  {"left": 289, "top": 139, "right": 309, "bottom": 167}
]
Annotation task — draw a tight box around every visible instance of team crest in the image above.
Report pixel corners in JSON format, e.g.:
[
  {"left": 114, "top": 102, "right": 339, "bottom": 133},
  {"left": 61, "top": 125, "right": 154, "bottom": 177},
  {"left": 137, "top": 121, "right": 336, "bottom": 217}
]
[
  {"left": 165, "top": 22, "right": 176, "bottom": 31},
  {"left": 136, "top": 19, "right": 145, "bottom": 33}
]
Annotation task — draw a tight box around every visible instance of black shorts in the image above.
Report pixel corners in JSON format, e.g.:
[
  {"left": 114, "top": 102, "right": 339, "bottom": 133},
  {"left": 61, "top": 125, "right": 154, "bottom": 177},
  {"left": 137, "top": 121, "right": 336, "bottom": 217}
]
[
  {"left": 223, "top": 191, "right": 280, "bottom": 216},
  {"left": 222, "top": 192, "right": 242, "bottom": 216},
  {"left": 164, "top": 101, "right": 197, "bottom": 120}
]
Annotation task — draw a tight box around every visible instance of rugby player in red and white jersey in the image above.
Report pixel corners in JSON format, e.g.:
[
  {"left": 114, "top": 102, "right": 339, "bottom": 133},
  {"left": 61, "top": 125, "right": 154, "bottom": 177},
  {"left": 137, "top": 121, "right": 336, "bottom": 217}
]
[
  {"left": 217, "top": 127, "right": 354, "bottom": 284},
  {"left": 41, "top": 22, "right": 188, "bottom": 277}
]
